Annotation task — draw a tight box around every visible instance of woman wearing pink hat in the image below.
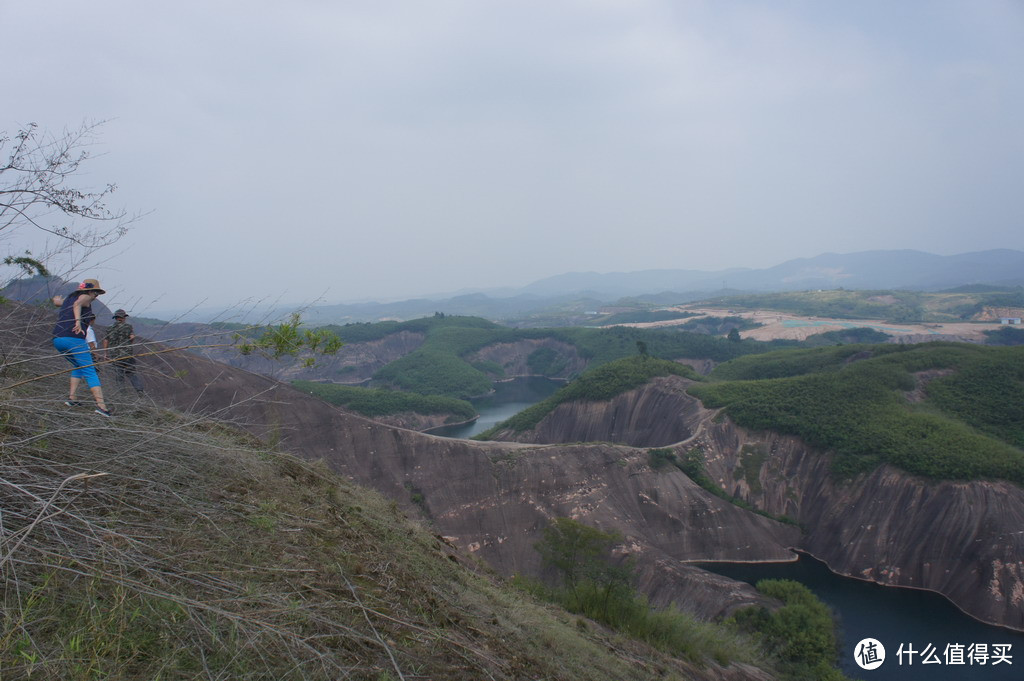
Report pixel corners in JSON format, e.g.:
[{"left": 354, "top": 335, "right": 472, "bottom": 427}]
[{"left": 52, "top": 278, "right": 111, "bottom": 417}]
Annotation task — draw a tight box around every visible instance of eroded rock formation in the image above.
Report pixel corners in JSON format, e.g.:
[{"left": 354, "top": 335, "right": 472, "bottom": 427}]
[
  {"left": 489, "top": 372, "right": 1024, "bottom": 630},
  {"left": 698, "top": 423, "right": 1024, "bottom": 630},
  {"left": 118, "top": 332, "right": 799, "bottom": 620},
  {"left": 488, "top": 374, "right": 701, "bottom": 447}
]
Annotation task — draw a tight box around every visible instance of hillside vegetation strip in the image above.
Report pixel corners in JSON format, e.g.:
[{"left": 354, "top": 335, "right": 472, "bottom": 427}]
[
  {"left": 691, "top": 343, "right": 1024, "bottom": 482},
  {"left": 703, "top": 288, "right": 1024, "bottom": 323},
  {"left": 292, "top": 380, "right": 477, "bottom": 421},
  {"left": 331, "top": 314, "right": 795, "bottom": 399}
]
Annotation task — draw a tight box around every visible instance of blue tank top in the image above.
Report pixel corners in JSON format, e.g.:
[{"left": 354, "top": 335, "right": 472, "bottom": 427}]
[{"left": 52, "top": 292, "right": 95, "bottom": 339}]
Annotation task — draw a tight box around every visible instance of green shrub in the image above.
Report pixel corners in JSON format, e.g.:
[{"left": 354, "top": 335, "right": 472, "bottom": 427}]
[
  {"left": 647, "top": 448, "right": 677, "bottom": 470},
  {"left": 531, "top": 518, "right": 756, "bottom": 666},
  {"left": 730, "top": 579, "right": 850, "bottom": 681}
]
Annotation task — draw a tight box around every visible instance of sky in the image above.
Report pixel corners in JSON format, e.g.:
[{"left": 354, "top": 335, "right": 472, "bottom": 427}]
[{"left": 3, "top": 0, "right": 1023, "bottom": 316}]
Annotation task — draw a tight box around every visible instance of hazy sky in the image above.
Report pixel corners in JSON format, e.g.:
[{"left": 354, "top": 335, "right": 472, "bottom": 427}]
[{"left": 3, "top": 1, "right": 1023, "bottom": 314}]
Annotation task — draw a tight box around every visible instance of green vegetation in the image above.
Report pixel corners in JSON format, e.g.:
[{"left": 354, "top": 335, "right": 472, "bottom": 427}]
[
  {"left": 709, "top": 289, "right": 928, "bottom": 321},
  {"left": 923, "top": 352, "right": 1024, "bottom": 449},
  {"left": 525, "top": 518, "right": 758, "bottom": 667},
  {"left": 801, "top": 327, "right": 891, "bottom": 346},
  {"left": 691, "top": 343, "right": 1024, "bottom": 482},
  {"left": 548, "top": 324, "right": 784, "bottom": 367},
  {"left": 676, "top": 316, "right": 762, "bottom": 336},
  {"left": 3, "top": 254, "right": 49, "bottom": 277},
  {"left": 730, "top": 580, "right": 851, "bottom": 681},
  {"left": 470, "top": 358, "right": 506, "bottom": 376},
  {"left": 284, "top": 312, "right": 892, "bottom": 405},
  {"left": 525, "top": 518, "right": 846, "bottom": 679},
  {"left": 702, "top": 287, "right": 1024, "bottom": 324},
  {"left": 985, "top": 326, "right": 1024, "bottom": 346},
  {"left": 478, "top": 356, "right": 700, "bottom": 436},
  {"left": 292, "top": 380, "right": 476, "bottom": 421},
  {"left": 527, "top": 346, "right": 568, "bottom": 375},
  {"left": 363, "top": 317, "right": 519, "bottom": 398},
  {"left": 323, "top": 314, "right": 500, "bottom": 345},
  {"left": 373, "top": 348, "right": 494, "bottom": 398},
  {"left": 329, "top": 314, "right": 787, "bottom": 399},
  {"left": 235, "top": 313, "right": 344, "bottom": 367}
]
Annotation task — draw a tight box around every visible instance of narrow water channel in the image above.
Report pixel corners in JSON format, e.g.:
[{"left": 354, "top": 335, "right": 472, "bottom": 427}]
[
  {"left": 430, "top": 376, "right": 563, "bottom": 438},
  {"left": 436, "top": 379, "right": 1022, "bottom": 679},
  {"left": 698, "top": 554, "right": 1024, "bottom": 680}
]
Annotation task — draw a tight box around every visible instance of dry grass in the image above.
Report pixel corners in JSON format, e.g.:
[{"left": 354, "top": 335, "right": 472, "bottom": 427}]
[{"left": 0, "top": 301, "right": 773, "bottom": 681}]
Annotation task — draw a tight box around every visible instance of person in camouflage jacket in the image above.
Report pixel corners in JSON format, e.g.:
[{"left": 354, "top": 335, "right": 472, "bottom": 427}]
[{"left": 103, "top": 309, "right": 145, "bottom": 394}]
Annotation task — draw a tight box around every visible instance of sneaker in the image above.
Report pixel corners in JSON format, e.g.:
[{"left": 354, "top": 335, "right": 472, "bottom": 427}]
[
  {"left": 95, "top": 407, "right": 112, "bottom": 418},
  {"left": 63, "top": 400, "right": 83, "bottom": 407}
]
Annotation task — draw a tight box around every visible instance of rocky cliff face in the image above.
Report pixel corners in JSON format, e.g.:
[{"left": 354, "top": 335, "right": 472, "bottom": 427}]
[
  {"left": 469, "top": 373, "right": 1024, "bottom": 630},
  {"left": 698, "top": 423, "right": 1024, "bottom": 630},
  {"left": 100, "top": 328, "right": 798, "bottom": 620},
  {"left": 489, "top": 375, "right": 701, "bottom": 447}
]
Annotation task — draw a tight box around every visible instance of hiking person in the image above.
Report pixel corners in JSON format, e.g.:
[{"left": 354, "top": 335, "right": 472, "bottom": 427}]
[
  {"left": 103, "top": 309, "right": 144, "bottom": 395},
  {"left": 52, "top": 279, "right": 111, "bottom": 416}
]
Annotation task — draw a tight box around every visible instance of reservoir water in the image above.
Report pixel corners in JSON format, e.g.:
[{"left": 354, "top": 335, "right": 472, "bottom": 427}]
[
  {"left": 436, "top": 378, "right": 1023, "bottom": 679},
  {"left": 698, "top": 554, "right": 1024, "bottom": 680},
  {"left": 430, "top": 376, "right": 563, "bottom": 439}
]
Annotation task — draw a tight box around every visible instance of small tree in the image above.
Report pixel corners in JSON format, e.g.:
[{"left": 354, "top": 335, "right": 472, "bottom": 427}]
[
  {"left": 534, "top": 517, "right": 633, "bottom": 617},
  {"left": 236, "top": 313, "right": 344, "bottom": 368}
]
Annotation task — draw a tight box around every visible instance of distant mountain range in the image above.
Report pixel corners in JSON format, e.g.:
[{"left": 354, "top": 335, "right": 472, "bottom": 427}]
[
  {"left": 298, "top": 249, "right": 1024, "bottom": 324},
  {"left": 520, "top": 249, "right": 1024, "bottom": 298},
  {"left": 5, "top": 249, "right": 1022, "bottom": 325}
]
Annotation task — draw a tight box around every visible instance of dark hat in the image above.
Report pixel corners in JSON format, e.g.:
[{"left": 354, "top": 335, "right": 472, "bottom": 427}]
[{"left": 113, "top": 309, "right": 129, "bottom": 319}]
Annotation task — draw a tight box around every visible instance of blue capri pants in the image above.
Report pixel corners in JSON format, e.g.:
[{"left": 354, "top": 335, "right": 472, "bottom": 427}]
[{"left": 53, "top": 336, "right": 101, "bottom": 388}]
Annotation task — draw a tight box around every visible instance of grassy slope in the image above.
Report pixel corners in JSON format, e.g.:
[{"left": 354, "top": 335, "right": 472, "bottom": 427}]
[
  {"left": 0, "top": 369, "right": 773, "bottom": 680},
  {"left": 691, "top": 343, "right": 1024, "bottom": 482}
]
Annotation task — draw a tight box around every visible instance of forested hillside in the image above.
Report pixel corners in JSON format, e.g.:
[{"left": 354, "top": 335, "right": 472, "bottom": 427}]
[{"left": 691, "top": 343, "right": 1024, "bottom": 482}]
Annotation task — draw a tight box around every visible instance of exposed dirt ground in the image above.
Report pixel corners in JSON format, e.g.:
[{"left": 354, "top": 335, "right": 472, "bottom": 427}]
[{"left": 625, "top": 307, "right": 1005, "bottom": 342}]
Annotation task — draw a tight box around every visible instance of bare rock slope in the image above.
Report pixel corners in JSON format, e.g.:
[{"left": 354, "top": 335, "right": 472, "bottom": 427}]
[
  {"left": 486, "top": 375, "right": 1024, "bottom": 630},
  {"left": 487, "top": 374, "right": 701, "bottom": 447},
  {"left": 136, "top": 346, "right": 799, "bottom": 619}
]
